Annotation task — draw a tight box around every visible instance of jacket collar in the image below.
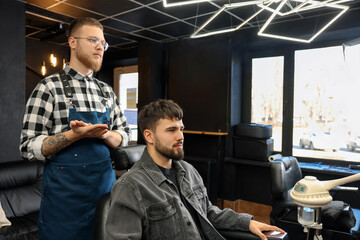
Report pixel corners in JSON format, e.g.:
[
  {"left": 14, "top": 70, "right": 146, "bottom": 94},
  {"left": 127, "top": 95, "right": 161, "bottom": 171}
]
[{"left": 139, "top": 148, "right": 186, "bottom": 186}]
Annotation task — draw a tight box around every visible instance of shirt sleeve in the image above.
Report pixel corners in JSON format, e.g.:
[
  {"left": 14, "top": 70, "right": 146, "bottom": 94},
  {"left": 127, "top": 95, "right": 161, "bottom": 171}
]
[
  {"left": 19, "top": 81, "right": 54, "bottom": 161},
  {"left": 109, "top": 91, "right": 132, "bottom": 147}
]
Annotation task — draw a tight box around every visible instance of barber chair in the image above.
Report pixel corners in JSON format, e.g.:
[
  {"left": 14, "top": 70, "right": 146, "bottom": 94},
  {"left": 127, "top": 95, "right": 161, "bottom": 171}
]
[
  {"left": 110, "top": 144, "right": 146, "bottom": 173},
  {"left": 94, "top": 144, "right": 288, "bottom": 240},
  {"left": 270, "top": 156, "right": 360, "bottom": 240}
]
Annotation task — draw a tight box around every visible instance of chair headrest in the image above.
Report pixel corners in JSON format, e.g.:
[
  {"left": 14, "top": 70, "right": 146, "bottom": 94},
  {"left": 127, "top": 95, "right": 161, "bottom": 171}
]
[
  {"left": 271, "top": 156, "right": 302, "bottom": 195},
  {"left": 0, "top": 161, "right": 43, "bottom": 218},
  {"left": 111, "top": 144, "right": 146, "bottom": 170},
  {"left": 0, "top": 161, "right": 39, "bottom": 190},
  {"left": 279, "top": 156, "right": 295, "bottom": 170}
]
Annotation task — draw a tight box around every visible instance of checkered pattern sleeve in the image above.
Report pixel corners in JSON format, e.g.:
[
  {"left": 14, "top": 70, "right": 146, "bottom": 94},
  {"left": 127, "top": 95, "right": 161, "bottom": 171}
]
[
  {"left": 96, "top": 80, "right": 131, "bottom": 147},
  {"left": 20, "top": 78, "right": 56, "bottom": 161}
]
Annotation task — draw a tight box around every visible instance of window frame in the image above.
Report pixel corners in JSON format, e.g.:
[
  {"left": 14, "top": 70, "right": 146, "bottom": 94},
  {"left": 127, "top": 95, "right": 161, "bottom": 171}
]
[{"left": 243, "top": 41, "right": 360, "bottom": 167}]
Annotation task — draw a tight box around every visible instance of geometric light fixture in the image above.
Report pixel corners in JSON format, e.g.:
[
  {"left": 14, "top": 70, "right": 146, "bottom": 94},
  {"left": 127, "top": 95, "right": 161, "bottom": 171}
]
[
  {"left": 287, "top": 0, "right": 352, "bottom": 13},
  {"left": 257, "top": 0, "right": 350, "bottom": 43},
  {"left": 163, "top": 0, "right": 210, "bottom": 7},
  {"left": 257, "top": 0, "right": 352, "bottom": 16},
  {"left": 189, "top": 0, "right": 352, "bottom": 43},
  {"left": 190, "top": 5, "right": 236, "bottom": 38},
  {"left": 191, "top": 0, "right": 272, "bottom": 38},
  {"left": 257, "top": 0, "right": 310, "bottom": 16}
]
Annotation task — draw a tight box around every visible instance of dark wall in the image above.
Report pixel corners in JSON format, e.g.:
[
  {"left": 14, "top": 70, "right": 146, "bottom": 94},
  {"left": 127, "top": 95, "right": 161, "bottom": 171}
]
[
  {"left": 167, "top": 37, "right": 231, "bottom": 132},
  {"left": 26, "top": 38, "right": 69, "bottom": 100},
  {"left": 137, "top": 41, "right": 165, "bottom": 107},
  {"left": 0, "top": 1, "right": 25, "bottom": 162},
  {"left": 163, "top": 36, "right": 234, "bottom": 201}
]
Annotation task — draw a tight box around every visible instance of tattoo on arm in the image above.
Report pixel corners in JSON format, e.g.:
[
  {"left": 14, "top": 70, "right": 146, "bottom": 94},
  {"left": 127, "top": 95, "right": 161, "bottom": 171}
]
[{"left": 42, "top": 133, "right": 72, "bottom": 157}]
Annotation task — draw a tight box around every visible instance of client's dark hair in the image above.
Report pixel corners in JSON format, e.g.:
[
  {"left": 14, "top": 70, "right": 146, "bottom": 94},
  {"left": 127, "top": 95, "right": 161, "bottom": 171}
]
[{"left": 138, "top": 99, "right": 183, "bottom": 134}]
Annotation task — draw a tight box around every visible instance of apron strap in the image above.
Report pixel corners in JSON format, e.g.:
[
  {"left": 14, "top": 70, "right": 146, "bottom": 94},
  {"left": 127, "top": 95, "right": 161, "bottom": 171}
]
[
  {"left": 60, "top": 70, "right": 109, "bottom": 100},
  {"left": 59, "top": 70, "right": 73, "bottom": 98}
]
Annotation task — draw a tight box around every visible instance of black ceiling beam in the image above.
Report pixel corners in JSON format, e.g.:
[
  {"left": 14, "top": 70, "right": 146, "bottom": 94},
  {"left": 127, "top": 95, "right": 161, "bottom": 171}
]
[{"left": 25, "top": 3, "right": 73, "bottom": 24}]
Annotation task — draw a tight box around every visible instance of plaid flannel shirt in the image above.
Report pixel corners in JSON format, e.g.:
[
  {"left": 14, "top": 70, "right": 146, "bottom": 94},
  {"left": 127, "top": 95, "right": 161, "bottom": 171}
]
[{"left": 20, "top": 65, "right": 131, "bottom": 161}]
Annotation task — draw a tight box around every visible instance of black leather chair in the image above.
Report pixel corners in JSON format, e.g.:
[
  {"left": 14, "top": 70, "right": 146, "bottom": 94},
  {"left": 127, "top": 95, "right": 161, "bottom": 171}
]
[
  {"left": 94, "top": 144, "right": 288, "bottom": 240},
  {"left": 110, "top": 144, "right": 146, "bottom": 171},
  {"left": 0, "top": 160, "right": 43, "bottom": 240},
  {"left": 270, "top": 156, "right": 360, "bottom": 240}
]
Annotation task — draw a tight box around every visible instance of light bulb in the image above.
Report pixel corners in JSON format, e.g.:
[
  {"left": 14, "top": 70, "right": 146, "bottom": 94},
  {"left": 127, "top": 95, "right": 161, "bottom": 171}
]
[
  {"left": 41, "top": 61, "right": 46, "bottom": 76},
  {"left": 50, "top": 53, "right": 57, "bottom": 67}
]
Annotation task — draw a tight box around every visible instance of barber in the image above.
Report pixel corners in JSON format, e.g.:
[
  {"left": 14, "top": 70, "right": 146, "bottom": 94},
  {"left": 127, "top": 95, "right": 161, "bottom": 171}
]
[{"left": 20, "top": 17, "right": 131, "bottom": 240}]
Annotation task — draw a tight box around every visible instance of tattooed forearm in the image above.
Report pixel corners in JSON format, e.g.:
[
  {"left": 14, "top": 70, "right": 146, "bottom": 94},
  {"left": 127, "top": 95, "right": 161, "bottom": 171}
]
[{"left": 41, "top": 133, "right": 72, "bottom": 157}]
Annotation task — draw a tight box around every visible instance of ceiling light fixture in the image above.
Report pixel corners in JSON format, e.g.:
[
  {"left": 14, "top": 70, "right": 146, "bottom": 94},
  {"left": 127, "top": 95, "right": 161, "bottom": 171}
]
[
  {"left": 290, "top": 0, "right": 352, "bottom": 12},
  {"left": 163, "top": 0, "right": 210, "bottom": 7},
  {"left": 257, "top": 0, "right": 352, "bottom": 16},
  {"left": 191, "top": 0, "right": 270, "bottom": 39},
  {"left": 257, "top": 0, "right": 349, "bottom": 43},
  {"left": 190, "top": 0, "right": 352, "bottom": 42}
]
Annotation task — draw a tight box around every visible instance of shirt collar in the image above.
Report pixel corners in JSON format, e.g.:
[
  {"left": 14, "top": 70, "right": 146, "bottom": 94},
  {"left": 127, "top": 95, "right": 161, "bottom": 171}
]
[{"left": 63, "top": 64, "right": 94, "bottom": 81}]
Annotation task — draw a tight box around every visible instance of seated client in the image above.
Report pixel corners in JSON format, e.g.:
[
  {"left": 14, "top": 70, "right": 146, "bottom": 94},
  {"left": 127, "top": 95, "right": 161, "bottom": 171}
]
[{"left": 106, "top": 99, "right": 284, "bottom": 240}]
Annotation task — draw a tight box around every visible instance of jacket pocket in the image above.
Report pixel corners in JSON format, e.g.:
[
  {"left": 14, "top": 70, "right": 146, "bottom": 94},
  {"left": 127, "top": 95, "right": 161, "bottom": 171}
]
[
  {"left": 193, "top": 185, "right": 208, "bottom": 215},
  {"left": 147, "top": 198, "right": 181, "bottom": 240}
]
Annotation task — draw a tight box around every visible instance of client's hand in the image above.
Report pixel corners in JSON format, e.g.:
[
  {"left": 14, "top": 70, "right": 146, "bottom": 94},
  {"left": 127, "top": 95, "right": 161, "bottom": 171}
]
[{"left": 249, "top": 220, "right": 285, "bottom": 240}]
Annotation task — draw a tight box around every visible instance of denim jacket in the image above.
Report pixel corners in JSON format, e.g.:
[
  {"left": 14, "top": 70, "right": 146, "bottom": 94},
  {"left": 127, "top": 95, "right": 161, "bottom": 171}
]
[{"left": 106, "top": 149, "right": 253, "bottom": 239}]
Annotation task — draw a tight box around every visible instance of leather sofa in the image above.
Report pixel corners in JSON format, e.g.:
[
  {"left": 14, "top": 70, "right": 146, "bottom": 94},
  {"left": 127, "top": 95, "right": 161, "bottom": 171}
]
[{"left": 0, "top": 160, "right": 43, "bottom": 240}]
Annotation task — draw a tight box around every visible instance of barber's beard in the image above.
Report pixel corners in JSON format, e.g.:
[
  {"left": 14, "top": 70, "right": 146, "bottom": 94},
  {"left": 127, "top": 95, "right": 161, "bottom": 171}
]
[
  {"left": 154, "top": 138, "right": 184, "bottom": 161},
  {"left": 75, "top": 47, "right": 102, "bottom": 72}
]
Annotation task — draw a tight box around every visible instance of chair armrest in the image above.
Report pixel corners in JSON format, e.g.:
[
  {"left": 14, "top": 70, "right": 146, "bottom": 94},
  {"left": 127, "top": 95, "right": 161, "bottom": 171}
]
[
  {"left": 218, "top": 229, "right": 261, "bottom": 240},
  {"left": 218, "top": 229, "right": 289, "bottom": 240}
]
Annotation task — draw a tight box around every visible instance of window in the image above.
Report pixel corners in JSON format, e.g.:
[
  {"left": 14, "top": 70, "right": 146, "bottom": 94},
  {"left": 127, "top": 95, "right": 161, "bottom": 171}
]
[
  {"left": 251, "top": 56, "right": 284, "bottom": 151},
  {"left": 293, "top": 45, "right": 360, "bottom": 161},
  {"left": 114, "top": 65, "right": 138, "bottom": 142}
]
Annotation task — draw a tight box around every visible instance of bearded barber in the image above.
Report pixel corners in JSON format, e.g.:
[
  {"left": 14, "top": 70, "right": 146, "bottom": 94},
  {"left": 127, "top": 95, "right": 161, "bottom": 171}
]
[{"left": 20, "top": 17, "right": 131, "bottom": 240}]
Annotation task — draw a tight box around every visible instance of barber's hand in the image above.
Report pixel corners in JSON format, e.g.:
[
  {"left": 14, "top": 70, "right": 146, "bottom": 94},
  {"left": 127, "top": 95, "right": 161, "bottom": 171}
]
[
  {"left": 69, "top": 120, "right": 108, "bottom": 139},
  {"left": 249, "top": 220, "right": 285, "bottom": 240}
]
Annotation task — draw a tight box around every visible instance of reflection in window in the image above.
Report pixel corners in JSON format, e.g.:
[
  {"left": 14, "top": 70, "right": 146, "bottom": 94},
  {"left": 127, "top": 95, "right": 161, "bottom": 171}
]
[
  {"left": 252, "top": 56, "right": 284, "bottom": 151},
  {"left": 294, "top": 45, "right": 360, "bottom": 161}
]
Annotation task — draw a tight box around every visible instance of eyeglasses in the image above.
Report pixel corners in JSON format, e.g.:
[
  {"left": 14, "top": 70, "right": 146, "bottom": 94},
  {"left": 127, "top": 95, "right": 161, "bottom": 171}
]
[{"left": 73, "top": 37, "right": 109, "bottom": 51}]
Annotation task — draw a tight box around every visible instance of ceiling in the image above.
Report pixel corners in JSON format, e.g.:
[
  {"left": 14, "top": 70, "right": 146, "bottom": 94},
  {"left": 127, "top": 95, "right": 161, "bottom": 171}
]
[{"left": 23, "top": 0, "right": 360, "bottom": 52}]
